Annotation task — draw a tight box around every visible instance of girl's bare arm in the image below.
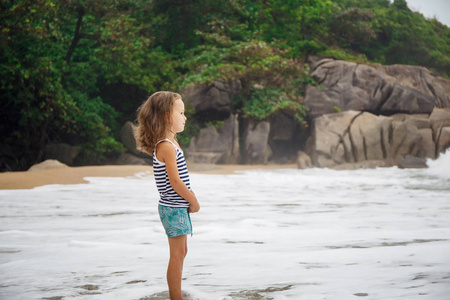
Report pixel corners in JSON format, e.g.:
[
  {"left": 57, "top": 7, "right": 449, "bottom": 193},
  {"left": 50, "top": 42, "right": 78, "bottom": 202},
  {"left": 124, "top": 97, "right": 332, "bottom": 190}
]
[{"left": 156, "top": 142, "right": 200, "bottom": 212}]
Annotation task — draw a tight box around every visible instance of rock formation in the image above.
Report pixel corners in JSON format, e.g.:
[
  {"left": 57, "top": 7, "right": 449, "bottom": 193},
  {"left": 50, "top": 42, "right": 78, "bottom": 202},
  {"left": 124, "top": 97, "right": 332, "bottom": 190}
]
[
  {"left": 430, "top": 108, "right": 450, "bottom": 154},
  {"left": 306, "top": 108, "right": 449, "bottom": 168},
  {"left": 183, "top": 80, "right": 242, "bottom": 122},
  {"left": 398, "top": 156, "right": 428, "bottom": 169},
  {"left": 305, "top": 58, "right": 449, "bottom": 119},
  {"left": 296, "top": 151, "right": 313, "bottom": 169},
  {"left": 115, "top": 59, "right": 450, "bottom": 169},
  {"left": 244, "top": 121, "right": 272, "bottom": 164},
  {"left": 186, "top": 114, "right": 240, "bottom": 164},
  {"left": 303, "top": 58, "right": 450, "bottom": 169},
  {"left": 120, "top": 121, "right": 141, "bottom": 157},
  {"left": 118, "top": 121, "right": 152, "bottom": 165}
]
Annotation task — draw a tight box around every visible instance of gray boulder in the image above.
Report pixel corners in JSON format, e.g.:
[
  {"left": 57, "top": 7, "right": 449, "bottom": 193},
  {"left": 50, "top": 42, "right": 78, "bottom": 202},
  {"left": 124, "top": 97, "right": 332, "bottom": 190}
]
[
  {"left": 308, "top": 110, "right": 438, "bottom": 168},
  {"left": 186, "top": 114, "right": 240, "bottom": 164},
  {"left": 305, "top": 59, "right": 450, "bottom": 119},
  {"left": 217, "top": 114, "right": 241, "bottom": 164},
  {"left": 398, "top": 155, "right": 428, "bottom": 169},
  {"left": 44, "top": 143, "right": 80, "bottom": 165},
  {"left": 429, "top": 108, "right": 450, "bottom": 155},
  {"left": 380, "top": 84, "right": 435, "bottom": 115},
  {"left": 382, "top": 64, "right": 450, "bottom": 109},
  {"left": 296, "top": 151, "right": 313, "bottom": 169},
  {"left": 244, "top": 121, "right": 272, "bottom": 164},
  {"left": 305, "top": 60, "right": 391, "bottom": 118},
  {"left": 183, "top": 79, "right": 242, "bottom": 121},
  {"left": 120, "top": 121, "right": 141, "bottom": 156}
]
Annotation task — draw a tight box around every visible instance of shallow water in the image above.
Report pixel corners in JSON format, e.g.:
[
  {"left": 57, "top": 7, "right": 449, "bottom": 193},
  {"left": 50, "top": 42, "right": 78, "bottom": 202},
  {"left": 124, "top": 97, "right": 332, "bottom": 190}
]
[{"left": 0, "top": 153, "right": 449, "bottom": 300}]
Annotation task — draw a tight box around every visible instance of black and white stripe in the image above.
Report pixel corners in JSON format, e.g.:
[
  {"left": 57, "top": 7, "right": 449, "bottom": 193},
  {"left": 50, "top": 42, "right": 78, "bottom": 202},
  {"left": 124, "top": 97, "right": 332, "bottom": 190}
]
[{"left": 153, "top": 139, "right": 191, "bottom": 208}]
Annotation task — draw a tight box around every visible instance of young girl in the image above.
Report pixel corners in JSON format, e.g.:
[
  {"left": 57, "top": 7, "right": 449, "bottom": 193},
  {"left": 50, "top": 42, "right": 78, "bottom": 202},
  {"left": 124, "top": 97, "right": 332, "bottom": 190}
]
[{"left": 135, "top": 91, "right": 200, "bottom": 300}]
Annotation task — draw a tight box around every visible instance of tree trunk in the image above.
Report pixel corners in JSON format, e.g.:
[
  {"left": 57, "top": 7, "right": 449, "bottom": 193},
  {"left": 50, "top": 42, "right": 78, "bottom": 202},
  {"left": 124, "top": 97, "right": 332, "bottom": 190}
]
[{"left": 65, "top": 7, "right": 85, "bottom": 64}]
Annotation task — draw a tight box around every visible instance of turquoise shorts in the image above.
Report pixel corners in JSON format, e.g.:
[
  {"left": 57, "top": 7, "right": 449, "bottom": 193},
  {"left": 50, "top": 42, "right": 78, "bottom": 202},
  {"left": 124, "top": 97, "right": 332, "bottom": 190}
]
[{"left": 158, "top": 205, "right": 192, "bottom": 238}]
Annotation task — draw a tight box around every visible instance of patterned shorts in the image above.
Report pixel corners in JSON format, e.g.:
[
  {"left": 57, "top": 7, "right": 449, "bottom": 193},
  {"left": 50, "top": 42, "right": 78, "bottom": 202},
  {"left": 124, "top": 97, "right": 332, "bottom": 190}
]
[{"left": 158, "top": 205, "right": 192, "bottom": 238}]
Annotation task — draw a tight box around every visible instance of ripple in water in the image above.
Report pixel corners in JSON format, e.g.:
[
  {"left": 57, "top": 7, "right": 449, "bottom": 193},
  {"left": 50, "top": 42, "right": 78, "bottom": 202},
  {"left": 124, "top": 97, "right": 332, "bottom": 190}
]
[{"left": 0, "top": 152, "right": 449, "bottom": 299}]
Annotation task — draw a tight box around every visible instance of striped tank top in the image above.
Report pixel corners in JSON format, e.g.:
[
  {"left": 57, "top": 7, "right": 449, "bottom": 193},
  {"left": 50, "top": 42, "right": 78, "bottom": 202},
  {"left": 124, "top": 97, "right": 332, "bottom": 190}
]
[{"left": 153, "top": 139, "right": 191, "bottom": 208}]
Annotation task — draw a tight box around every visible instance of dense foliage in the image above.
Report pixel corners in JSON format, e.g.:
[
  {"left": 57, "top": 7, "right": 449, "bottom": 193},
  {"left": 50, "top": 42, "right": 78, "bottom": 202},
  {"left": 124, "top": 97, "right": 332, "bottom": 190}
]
[{"left": 1, "top": 0, "right": 449, "bottom": 170}]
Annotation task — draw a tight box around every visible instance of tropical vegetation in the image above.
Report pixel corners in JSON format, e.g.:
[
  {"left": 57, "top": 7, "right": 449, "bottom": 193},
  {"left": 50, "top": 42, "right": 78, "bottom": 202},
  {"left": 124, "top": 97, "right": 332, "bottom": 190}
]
[{"left": 1, "top": 0, "right": 449, "bottom": 170}]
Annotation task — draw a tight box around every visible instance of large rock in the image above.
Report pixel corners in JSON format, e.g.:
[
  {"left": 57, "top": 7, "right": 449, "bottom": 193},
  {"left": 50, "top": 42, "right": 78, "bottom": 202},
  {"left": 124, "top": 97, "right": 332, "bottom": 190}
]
[
  {"left": 437, "top": 127, "right": 450, "bottom": 155},
  {"left": 308, "top": 110, "right": 439, "bottom": 168},
  {"left": 382, "top": 64, "right": 450, "bottom": 109},
  {"left": 186, "top": 114, "right": 240, "bottom": 164},
  {"left": 244, "top": 121, "right": 271, "bottom": 164},
  {"left": 310, "top": 110, "right": 360, "bottom": 167},
  {"left": 380, "top": 84, "right": 435, "bottom": 115},
  {"left": 183, "top": 80, "right": 242, "bottom": 122},
  {"left": 434, "top": 77, "right": 450, "bottom": 108},
  {"left": 28, "top": 159, "right": 69, "bottom": 171},
  {"left": 120, "top": 121, "right": 141, "bottom": 156},
  {"left": 398, "top": 155, "right": 428, "bottom": 169},
  {"left": 296, "top": 151, "right": 313, "bottom": 169},
  {"left": 217, "top": 114, "right": 241, "bottom": 164},
  {"left": 429, "top": 108, "right": 450, "bottom": 155},
  {"left": 305, "top": 60, "right": 391, "bottom": 118},
  {"left": 387, "top": 113, "right": 441, "bottom": 160},
  {"left": 305, "top": 59, "right": 450, "bottom": 119},
  {"left": 44, "top": 143, "right": 80, "bottom": 165}
]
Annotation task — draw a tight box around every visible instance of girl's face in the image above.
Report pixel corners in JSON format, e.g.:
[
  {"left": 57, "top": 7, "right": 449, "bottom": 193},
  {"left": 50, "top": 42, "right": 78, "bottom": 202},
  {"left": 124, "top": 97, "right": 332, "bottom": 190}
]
[{"left": 170, "top": 98, "right": 187, "bottom": 134}]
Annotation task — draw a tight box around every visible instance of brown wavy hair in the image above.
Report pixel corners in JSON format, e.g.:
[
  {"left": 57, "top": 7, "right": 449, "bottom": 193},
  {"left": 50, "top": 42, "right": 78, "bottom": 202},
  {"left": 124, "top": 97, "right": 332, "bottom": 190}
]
[{"left": 134, "top": 91, "right": 182, "bottom": 155}]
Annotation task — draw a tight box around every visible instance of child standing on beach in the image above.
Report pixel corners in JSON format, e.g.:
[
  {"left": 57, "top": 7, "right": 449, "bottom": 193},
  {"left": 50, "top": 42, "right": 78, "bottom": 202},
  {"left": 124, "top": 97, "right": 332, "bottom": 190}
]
[{"left": 135, "top": 91, "right": 200, "bottom": 300}]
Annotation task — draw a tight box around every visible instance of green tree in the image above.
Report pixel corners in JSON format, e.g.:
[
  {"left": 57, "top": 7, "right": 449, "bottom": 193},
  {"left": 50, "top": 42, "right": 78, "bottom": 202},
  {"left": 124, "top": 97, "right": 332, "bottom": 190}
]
[
  {"left": 0, "top": 0, "right": 172, "bottom": 170},
  {"left": 180, "top": 25, "right": 312, "bottom": 127},
  {"left": 333, "top": 0, "right": 450, "bottom": 76},
  {"left": 328, "top": 8, "right": 376, "bottom": 51},
  {"left": 149, "top": 0, "right": 235, "bottom": 53}
]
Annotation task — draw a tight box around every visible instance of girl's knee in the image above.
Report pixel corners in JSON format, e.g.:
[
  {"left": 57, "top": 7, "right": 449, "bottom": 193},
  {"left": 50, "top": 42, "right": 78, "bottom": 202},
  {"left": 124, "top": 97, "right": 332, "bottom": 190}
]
[
  {"left": 179, "top": 247, "right": 188, "bottom": 259},
  {"left": 170, "top": 250, "right": 186, "bottom": 262},
  {"left": 170, "top": 246, "right": 187, "bottom": 261}
]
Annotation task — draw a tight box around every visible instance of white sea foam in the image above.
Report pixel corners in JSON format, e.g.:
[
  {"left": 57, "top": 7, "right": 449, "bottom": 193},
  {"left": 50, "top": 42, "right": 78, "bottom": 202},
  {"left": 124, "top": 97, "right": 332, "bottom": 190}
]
[
  {"left": 0, "top": 154, "right": 449, "bottom": 299},
  {"left": 426, "top": 150, "right": 450, "bottom": 180}
]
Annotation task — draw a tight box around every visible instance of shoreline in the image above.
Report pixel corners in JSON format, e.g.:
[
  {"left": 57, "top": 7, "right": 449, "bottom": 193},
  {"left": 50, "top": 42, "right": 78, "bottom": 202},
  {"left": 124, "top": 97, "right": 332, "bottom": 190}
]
[{"left": 0, "top": 163, "right": 297, "bottom": 190}]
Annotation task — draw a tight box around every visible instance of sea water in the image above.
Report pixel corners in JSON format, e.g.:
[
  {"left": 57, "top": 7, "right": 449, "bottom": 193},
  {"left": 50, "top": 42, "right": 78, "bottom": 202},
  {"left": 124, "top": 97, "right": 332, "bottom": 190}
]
[{"left": 0, "top": 153, "right": 449, "bottom": 300}]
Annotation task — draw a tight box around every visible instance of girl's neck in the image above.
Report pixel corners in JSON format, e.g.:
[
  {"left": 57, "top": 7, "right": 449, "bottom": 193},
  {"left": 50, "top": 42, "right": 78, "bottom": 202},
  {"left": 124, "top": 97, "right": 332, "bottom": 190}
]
[
  {"left": 165, "top": 131, "right": 178, "bottom": 144},
  {"left": 165, "top": 135, "right": 180, "bottom": 149}
]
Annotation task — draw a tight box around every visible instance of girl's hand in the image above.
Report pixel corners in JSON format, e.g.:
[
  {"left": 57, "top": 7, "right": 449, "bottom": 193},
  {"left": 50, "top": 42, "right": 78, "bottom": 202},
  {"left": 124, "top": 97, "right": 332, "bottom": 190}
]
[
  {"left": 189, "top": 190, "right": 200, "bottom": 213},
  {"left": 189, "top": 202, "right": 200, "bottom": 213}
]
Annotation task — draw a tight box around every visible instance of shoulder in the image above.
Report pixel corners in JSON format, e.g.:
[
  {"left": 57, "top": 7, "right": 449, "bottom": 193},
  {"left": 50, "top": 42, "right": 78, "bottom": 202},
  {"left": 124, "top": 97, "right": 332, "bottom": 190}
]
[
  {"left": 156, "top": 141, "right": 176, "bottom": 152},
  {"left": 156, "top": 141, "right": 176, "bottom": 162}
]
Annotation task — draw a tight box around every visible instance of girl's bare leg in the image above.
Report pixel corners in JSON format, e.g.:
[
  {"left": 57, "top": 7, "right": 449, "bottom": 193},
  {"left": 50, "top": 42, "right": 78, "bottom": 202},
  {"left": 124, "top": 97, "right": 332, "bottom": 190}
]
[{"left": 167, "top": 235, "right": 188, "bottom": 300}]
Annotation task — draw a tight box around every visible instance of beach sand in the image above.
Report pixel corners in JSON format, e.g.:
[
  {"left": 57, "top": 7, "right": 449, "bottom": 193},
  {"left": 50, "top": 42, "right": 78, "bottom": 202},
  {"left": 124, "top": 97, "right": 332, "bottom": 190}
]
[{"left": 0, "top": 163, "right": 297, "bottom": 190}]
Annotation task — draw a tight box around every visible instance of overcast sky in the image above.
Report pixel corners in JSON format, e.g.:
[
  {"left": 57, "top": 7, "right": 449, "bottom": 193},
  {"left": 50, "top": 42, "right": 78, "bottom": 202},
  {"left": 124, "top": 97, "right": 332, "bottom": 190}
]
[{"left": 405, "top": 0, "right": 450, "bottom": 27}]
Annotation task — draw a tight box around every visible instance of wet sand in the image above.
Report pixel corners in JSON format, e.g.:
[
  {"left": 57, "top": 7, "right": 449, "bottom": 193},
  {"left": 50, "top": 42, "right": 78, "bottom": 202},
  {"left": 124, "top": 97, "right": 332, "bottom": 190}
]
[{"left": 0, "top": 163, "right": 297, "bottom": 190}]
